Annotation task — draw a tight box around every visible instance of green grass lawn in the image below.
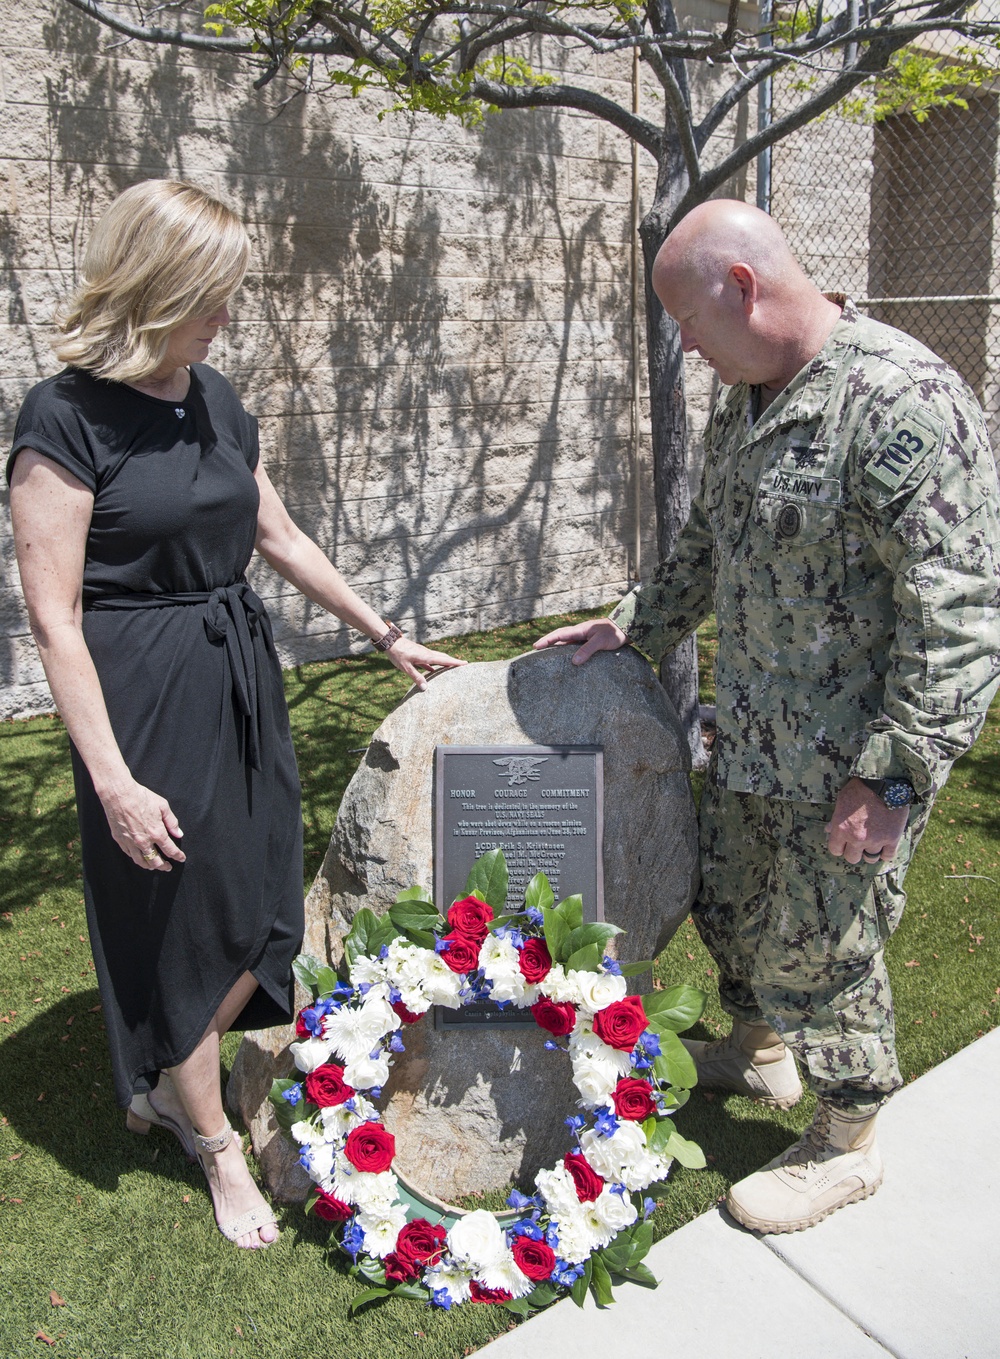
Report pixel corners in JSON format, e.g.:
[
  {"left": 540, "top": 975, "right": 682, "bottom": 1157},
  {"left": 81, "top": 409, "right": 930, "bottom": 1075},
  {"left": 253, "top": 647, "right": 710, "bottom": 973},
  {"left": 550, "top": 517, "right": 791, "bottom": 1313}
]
[{"left": 1, "top": 610, "right": 997, "bottom": 1358}]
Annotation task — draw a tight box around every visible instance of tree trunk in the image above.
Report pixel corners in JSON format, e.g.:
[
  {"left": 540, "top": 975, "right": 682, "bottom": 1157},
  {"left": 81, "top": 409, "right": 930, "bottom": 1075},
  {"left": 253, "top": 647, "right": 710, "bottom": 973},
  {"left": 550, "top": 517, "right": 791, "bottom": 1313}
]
[{"left": 638, "top": 154, "right": 706, "bottom": 769}]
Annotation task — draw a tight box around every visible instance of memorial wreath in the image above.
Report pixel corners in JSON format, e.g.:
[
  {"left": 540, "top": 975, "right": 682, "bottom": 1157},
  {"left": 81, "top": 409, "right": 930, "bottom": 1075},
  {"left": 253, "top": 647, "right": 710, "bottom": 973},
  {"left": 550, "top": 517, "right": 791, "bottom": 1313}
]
[{"left": 271, "top": 850, "right": 706, "bottom": 1315}]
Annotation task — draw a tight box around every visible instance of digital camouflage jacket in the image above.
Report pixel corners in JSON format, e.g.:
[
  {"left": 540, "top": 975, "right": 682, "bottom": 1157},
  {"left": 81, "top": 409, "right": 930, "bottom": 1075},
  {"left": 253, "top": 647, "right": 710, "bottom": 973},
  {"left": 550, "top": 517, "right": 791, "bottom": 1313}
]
[{"left": 611, "top": 299, "right": 1000, "bottom": 804}]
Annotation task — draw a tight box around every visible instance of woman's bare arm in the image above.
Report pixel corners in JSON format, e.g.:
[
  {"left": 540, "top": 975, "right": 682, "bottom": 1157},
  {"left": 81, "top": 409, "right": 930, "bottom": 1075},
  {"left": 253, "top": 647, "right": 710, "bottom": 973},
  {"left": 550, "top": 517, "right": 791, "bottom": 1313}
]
[{"left": 9, "top": 451, "right": 184, "bottom": 870}]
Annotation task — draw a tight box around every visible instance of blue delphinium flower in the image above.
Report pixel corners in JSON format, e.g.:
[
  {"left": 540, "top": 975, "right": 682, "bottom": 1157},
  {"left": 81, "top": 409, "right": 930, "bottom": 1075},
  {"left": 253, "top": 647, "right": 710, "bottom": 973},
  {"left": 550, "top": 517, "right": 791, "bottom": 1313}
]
[
  {"left": 495, "top": 925, "right": 525, "bottom": 948},
  {"left": 552, "top": 1259, "right": 586, "bottom": 1287},
  {"left": 378, "top": 944, "right": 389, "bottom": 960},
  {"left": 610, "top": 1181, "right": 627, "bottom": 1198},
  {"left": 341, "top": 1219, "right": 365, "bottom": 1258},
  {"left": 431, "top": 1288, "right": 453, "bottom": 1310},
  {"left": 564, "top": 1113, "right": 586, "bottom": 1135},
  {"left": 525, "top": 906, "right": 544, "bottom": 926},
  {"left": 601, "top": 955, "right": 623, "bottom": 975},
  {"left": 434, "top": 936, "right": 451, "bottom": 954},
  {"left": 545, "top": 1223, "right": 560, "bottom": 1251},
  {"left": 632, "top": 1052, "right": 653, "bottom": 1070},
  {"left": 331, "top": 982, "right": 354, "bottom": 1002},
  {"left": 388, "top": 1033, "right": 405, "bottom": 1053},
  {"left": 594, "top": 1108, "right": 619, "bottom": 1138},
  {"left": 281, "top": 1083, "right": 303, "bottom": 1106},
  {"left": 508, "top": 1219, "right": 544, "bottom": 1240},
  {"left": 643, "top": 1197, "right": 657, "bottom": 1220},
  {"left": 640, "top": 1031, "right": 662, "bottom": 1057},
  {"left": 367, "top": 1087, "right": 382, "bottom": 1102},
  {"left": 506, "top": 1188, "right": 538, "bottom": 1212},
  {"left": 388, "top": 984, "right": 402, "bottom": 1004}
]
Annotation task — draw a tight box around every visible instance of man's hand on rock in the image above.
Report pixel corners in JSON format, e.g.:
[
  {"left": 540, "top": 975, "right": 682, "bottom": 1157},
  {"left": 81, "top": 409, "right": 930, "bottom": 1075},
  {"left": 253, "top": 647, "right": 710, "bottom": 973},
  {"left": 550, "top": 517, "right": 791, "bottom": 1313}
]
[
  {"left": 533, "top": 618, "right": 628, "bottom": 665},
  {"left": 826, "top": 778, "right": 909, "bottom": 864}
]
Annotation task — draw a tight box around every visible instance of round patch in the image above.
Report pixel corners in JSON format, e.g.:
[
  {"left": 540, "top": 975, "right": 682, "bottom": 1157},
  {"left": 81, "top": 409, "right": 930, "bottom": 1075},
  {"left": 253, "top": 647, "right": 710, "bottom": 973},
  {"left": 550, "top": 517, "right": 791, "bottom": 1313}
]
[{"left": 777, "top": 503, "right": 802, "bottom": 539}]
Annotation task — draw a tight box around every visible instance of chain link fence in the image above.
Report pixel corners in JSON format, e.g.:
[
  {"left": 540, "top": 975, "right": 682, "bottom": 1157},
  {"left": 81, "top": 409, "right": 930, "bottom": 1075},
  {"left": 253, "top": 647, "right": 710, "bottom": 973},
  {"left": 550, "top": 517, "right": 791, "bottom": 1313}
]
[{"left": 769, "top": 25, "right": 1000, "bottom": 439}]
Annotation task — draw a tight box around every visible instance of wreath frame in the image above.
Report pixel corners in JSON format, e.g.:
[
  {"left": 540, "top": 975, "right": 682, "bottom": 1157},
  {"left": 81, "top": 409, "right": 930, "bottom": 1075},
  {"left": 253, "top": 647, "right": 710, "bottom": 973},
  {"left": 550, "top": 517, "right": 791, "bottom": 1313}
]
[{"left": 270, "top": 850, "right": 706, "bottom": 1316}]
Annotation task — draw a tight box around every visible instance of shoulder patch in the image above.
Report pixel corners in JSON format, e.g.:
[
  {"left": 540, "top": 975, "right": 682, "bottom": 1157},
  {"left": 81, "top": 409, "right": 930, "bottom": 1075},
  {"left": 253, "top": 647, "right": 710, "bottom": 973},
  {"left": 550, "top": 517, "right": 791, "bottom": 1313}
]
[{"left": 862, "top": 410, "right": 943, "bottom": 497}]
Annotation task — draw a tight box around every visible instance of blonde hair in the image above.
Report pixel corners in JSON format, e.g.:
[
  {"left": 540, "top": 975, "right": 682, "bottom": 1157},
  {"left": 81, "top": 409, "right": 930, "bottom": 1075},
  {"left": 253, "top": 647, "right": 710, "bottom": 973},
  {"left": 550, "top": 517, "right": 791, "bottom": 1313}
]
[{"left": 54, "top": 180, "right": 251, "bottom": 382}]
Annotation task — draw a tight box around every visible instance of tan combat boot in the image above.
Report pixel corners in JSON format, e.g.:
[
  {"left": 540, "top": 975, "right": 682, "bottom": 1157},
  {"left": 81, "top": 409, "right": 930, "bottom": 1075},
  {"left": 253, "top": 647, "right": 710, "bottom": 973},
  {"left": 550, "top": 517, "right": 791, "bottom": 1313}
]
[
  {"left": 726, "top": 1102, "right": 883, "bottom": 1233},
  {"left": 682, "top": 1019, "right": 803, "bottom": 1108}
]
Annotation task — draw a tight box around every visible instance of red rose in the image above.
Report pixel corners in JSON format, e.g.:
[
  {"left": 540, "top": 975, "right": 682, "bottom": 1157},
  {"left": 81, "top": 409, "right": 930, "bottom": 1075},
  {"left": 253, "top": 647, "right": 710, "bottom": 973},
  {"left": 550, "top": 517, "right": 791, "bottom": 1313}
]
[
  {"left": 343, "top": 1121, "right": 396, "bottom": 1173},
  {"left": 518, "top": 938, "right": 552, "bottom": 983},
  {"left": 612, "top": 1077, "right": 657, "bottom": 1122},
  {"left": 470, "top": 1280, "right": 513, "bottom": 1304},
  {"left": 383, "top": 1251, "right": 418, "bottom": 1282},
  {"left": 391, "top": 1000, "right": 421, "bottom": 1024},
  {"left": 531, "top": 997, "right": 577, "bottom": 1036},
  {"left": 394, "top": 1218, "right": 447, "bottom": 1269},
  {"left": 295, "top": 1011, "right": 311, "bottom": 1038},
  {"left": 593, "top": 995, "right": 647, "bottom": 1052},
  {"left": 311, "top": 1188, "right": 352, "bottom": 1222},
  {"left": 511, "top": 1235, "right": 557, "bottom": 1281},
  {"left": 304, "top": 1061, "right": 354, "bottom": 1108},
  {"left": 564, "top": 1151, "right": 604, "bottom": 1202},
  {"left": 447, "top": 895, "right": 494, "bottom": 940},
  {"left": 439, "top": 932, "right": 481, "bottom": 975}
]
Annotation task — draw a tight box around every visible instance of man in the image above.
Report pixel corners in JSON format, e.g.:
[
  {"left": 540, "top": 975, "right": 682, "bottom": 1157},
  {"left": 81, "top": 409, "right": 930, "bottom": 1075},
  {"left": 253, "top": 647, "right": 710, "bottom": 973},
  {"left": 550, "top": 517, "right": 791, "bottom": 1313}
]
[{"left": 535, "top": 199, "right": 1000, "bottom": 1233}]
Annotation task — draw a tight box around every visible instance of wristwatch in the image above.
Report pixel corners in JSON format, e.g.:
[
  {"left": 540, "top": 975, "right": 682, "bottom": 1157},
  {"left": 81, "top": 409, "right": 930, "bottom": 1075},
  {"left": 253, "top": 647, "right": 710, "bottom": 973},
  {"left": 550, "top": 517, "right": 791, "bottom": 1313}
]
[{"left": 859, "top": 777, "right": 916, "bottom": 809}]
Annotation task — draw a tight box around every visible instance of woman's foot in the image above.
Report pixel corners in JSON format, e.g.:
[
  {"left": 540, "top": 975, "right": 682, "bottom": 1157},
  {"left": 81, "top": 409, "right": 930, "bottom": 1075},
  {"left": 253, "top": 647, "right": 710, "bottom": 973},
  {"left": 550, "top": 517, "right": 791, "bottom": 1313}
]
[
  {"left": 193, "top": 1120, "right": 279, "bottom": 1249},
  {"left": 127, "top": 1072, "right": 197, "bottom": 1160}
]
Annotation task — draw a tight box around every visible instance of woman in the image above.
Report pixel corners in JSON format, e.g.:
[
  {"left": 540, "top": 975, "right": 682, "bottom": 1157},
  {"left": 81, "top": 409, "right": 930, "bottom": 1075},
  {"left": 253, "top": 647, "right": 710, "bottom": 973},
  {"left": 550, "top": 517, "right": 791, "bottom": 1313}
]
[{"left": 7, "top": 179, "right": 464, "bottom": 1250}]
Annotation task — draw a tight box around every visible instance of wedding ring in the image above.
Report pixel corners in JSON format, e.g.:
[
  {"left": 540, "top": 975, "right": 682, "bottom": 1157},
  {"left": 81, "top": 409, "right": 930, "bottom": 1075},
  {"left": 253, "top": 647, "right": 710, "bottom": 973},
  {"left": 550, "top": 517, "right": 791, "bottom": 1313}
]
[
  {"left": 142, "top": 850, "right": 158, "bottom": 861},
  {"left": 862, "top": 850, "right": 881, "bottom": 863}
]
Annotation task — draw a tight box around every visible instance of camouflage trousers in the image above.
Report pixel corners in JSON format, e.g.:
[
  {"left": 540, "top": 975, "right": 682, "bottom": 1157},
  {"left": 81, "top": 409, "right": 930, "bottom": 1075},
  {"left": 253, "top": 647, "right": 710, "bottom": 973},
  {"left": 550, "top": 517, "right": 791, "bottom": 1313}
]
[{"left": 694, "top": 769, "right": 930, "bottom": 1115}]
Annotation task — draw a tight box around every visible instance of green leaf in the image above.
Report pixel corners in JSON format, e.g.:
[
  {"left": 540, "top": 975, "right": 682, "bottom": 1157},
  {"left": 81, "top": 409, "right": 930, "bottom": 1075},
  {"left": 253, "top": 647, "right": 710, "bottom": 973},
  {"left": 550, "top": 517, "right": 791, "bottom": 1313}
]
[
  {"left": 664, "top": 1128, "right": 707, "bottom": 1169},
  {"left": 503, "top": 1297, "right": 531, "bottom": 1318},
  {"left": 486, "top": 913, "right": 519, "bottom": 932},
  {"left": 347, "top": 1286, "right": 391, "bottom": 1315},
  {"left": 388, "top": 904, "right": 444, "bottom": 934},
  {"left": 526, "top": 1282, "right": 558, "bottom": 1309},
  {"left": 390, "top": 1282, "right": 429, "bottom": 1301},
  {"left": 315, "top": 964, "right": 339, "bottom": 999},
  {"left": 642, "top": 1178, "right": 672, "bottom": 1200},
  {"left": 554, "top": 893, "right": 583, "bottom": 930},
  {"left": 395, "top": 885, "right": 435, "bottom": 907},
  {"left": 542, "top": 905, "right": 571, "bottom": 963},
  {"left": 291, "top": 953, "right": 323, "bottom": 993},
  {"left": 626, "top": 1220, "right": 653, "bottom": 1262},
  {"left": 619, "top": 1263, "right": 658, "bottom": 1289},
  {"left": 645, "top": 1116, "right": 675, "bottom": 1156},
  {"left": 567, "top": 922, "right": 623, "bottom": 954},
  {"left": 619, "top": 958, "right": 654, "bottom": 977},
  {"left": 463, "top": 849, "right": 509, "bottom": 911},
  {"left": 344, "top": 908, "right": 381, "bottom": 965},
  {"left": 266, "top": 1076, "right": 300, "bottom": 1130},
  {"left": 652, "top": 1031, "right": 698, "bottom": 1088},
  {"left": 565, "top": 942, "right": 601, "bottom": 973},
  {"left": 641, "top": 984, "right": 706, "bottom": 1032},
  {"left": 589, "top": 1255, "right": 615, "bottom": 1307},
  {"left": 399, "top": 926, "right": 437, "bottom": 950},
  {"left": 570, "top": 1258, "right": 593, "bottom": 1309},
  {"left": 524, "top": 872, "right": 554, "bottom": 912}
]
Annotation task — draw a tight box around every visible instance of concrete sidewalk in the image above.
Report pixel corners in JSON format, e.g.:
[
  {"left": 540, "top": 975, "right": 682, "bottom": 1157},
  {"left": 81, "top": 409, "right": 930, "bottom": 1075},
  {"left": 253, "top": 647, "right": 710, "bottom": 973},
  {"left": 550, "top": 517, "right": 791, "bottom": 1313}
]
[{"left": 480, "top": 1028, "right": 1000, "bottom": 1359}]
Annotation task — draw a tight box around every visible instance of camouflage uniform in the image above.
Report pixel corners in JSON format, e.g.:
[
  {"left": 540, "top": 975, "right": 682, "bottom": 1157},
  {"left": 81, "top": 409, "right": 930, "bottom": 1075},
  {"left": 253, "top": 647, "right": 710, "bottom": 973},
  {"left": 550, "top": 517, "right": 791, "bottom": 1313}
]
[{"left": 612, "top": 298, "right": 1000, "bottom": 1112}]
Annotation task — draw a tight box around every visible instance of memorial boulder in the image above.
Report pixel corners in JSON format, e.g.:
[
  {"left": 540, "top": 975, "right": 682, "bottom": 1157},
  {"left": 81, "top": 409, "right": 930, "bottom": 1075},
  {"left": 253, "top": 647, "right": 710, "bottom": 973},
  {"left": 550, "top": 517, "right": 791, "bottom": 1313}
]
[{"left": 229, "top": 645, "right": 699, "bottom": 1204}]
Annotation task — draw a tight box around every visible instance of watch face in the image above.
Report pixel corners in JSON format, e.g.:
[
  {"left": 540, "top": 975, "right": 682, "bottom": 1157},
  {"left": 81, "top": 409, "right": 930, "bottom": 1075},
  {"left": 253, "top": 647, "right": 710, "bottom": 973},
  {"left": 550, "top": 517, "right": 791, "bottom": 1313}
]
[{"left": 881, "top": 779, "right": 915, "bottom": 808}]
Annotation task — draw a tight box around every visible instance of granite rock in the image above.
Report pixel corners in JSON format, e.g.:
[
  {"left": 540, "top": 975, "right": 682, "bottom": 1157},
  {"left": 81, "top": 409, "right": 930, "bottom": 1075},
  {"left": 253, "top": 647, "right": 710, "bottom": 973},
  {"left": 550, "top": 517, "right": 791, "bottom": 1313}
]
[{"left": 229, "top": 646, "right": 699, "bottom": 1203}]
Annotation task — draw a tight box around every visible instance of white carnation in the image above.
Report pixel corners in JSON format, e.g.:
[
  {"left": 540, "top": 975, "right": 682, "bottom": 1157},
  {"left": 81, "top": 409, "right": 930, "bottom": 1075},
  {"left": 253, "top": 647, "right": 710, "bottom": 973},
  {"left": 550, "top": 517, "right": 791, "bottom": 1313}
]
[
  {"left": 342, "top": 1051, "right": 391, "bottom": 1090},
  {"left": 413, "top": 951, "right": 464, "bottom": 1008},
  {"left": 534, "top": 1164, "right": 584, "bottom": 1218},
  {"left": 477, "top": 1250, "right": 534, "bottom": 1298},
  {"left": 539, "top": 964, "right": 583, "bottom": 1006},
  {"left": 289, "top": 1036, "right": 335, "bottom": 1073},
  {"left": 447, "top": 1209, "right": 506, "bottom": 1269},
  {"left": 572, "top": 969, "right": 627, "bottom": 1013},
  {"left": 549, "top": 1205, "right": 601, "bottom": 1264},
  {"left": 349, "top": 954, "right": 388, "bottom": 988},
  {"left": 568, "top": 1028, "right": 632, "bottom": 1074},
  {"left": 318, "top": 1103, "right": 362, "bottom": 1140},
  {"left": 620, "top": 1151, "right": 671, "bottom": 1192},
  {"left": 290, "top": 1118, "right": 324, "bottom": 1146},
  {"left": 299, "top": 1140, "right": 336, "bottom": 1187},
  {"left": 348, "top": 1170, "right": 400, "bottom": 1215},
  {"left": 357, "top": 1201, "right": 407, "bottom": 1257}
]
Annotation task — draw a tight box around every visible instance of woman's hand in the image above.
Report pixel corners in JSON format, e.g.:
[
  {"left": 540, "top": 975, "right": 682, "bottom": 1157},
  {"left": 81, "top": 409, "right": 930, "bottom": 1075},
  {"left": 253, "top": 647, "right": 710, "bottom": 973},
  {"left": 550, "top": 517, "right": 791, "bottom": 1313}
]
[
  {"left": 99, "top": 778, "right": 186, "bottom": 872},
  {"left": 533, "top": 618, "right": 627, "bottom": 664},
  {"left": 384, "top": 638, "right": 467, "bottom": 692}
]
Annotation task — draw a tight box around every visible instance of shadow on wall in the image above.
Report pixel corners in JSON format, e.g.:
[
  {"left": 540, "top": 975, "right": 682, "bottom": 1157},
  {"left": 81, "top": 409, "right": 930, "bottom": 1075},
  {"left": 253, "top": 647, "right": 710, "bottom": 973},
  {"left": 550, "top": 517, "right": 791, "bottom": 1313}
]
[{"left": 6, "top": 6, "right": 636, "bottom": 702}]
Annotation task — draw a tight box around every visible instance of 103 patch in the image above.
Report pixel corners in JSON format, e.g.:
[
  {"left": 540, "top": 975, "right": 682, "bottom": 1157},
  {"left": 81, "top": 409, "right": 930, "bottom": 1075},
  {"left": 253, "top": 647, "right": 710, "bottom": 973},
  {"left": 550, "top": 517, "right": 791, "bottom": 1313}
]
[{"left": 863, "top": 411, "right": 943, "bottom": 497}]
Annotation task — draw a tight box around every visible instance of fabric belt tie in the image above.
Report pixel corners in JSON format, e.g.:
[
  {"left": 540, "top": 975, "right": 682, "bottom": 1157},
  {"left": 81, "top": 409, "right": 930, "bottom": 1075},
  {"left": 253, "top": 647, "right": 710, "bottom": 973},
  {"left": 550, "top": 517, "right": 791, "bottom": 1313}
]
[{"left": 85, "top": 582, "right": 267, "bottom": 771}]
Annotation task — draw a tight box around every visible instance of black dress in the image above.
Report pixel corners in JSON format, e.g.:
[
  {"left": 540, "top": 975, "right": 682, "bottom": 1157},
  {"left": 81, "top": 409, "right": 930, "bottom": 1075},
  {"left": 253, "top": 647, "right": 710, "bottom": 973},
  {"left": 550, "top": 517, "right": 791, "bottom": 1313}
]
[{"left": 7, "top": 365, "right": 304, "bottom": 1107}]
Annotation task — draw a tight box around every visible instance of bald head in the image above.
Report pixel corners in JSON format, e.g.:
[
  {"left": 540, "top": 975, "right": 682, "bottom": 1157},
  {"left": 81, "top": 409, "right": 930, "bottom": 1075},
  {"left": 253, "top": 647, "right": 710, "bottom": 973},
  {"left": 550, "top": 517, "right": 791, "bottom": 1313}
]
[{"left": 651, "top": 199, "right": 841, "bottom": 392}]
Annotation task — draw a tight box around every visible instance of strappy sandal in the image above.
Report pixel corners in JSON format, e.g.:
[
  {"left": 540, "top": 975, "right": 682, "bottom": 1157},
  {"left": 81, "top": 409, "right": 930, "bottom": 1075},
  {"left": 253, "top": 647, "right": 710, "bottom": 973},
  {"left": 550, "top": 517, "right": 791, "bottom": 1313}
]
[
  {"left": 126, "top": 1073, "right": 197, "bottom": 1161},
  {"left": 193, "top": 1117, "right": 279, "bottom": 1247}
]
